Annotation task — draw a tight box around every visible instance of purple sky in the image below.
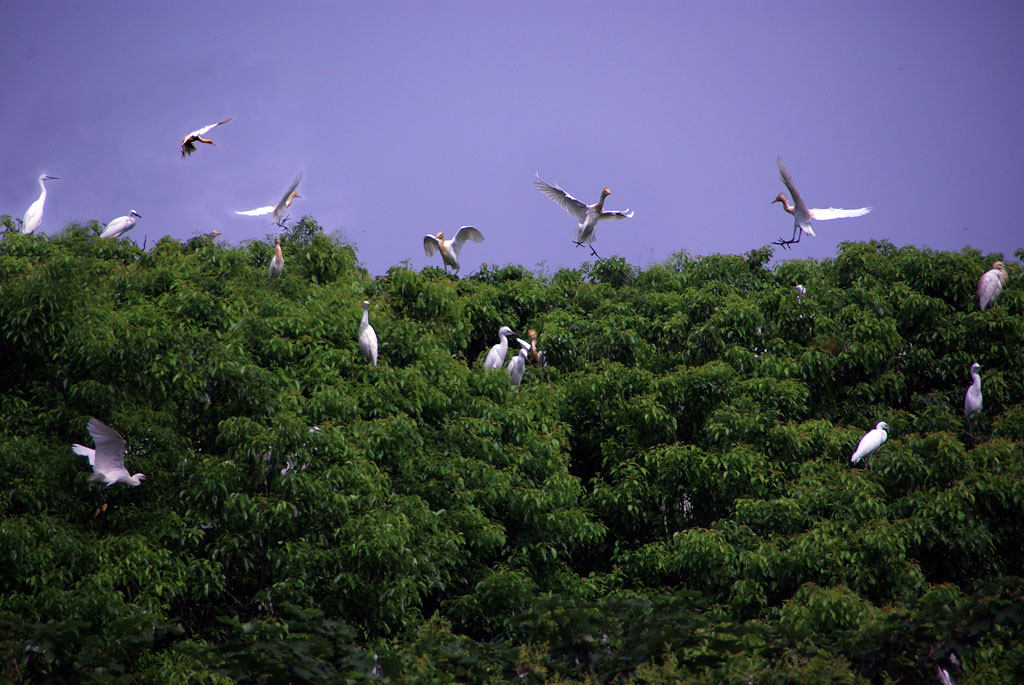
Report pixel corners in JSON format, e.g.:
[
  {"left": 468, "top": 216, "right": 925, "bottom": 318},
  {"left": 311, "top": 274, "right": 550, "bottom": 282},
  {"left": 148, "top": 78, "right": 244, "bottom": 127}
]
[{"left": 3, "top": 1, "right": 1022, "bottom": 275}]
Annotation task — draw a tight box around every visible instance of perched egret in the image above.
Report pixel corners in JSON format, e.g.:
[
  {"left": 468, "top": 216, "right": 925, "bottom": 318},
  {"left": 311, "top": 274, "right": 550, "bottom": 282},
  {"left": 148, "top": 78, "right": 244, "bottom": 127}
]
[
  {"left": 507, "top": 338, "right": 532, "bottom": 386},
  {"left": 772, "top": 157, "right": 870, "bottom": 248},
  {"left": 484, "top": 325, "right": 519, "bottom": 370},
  {"left": 977, "top": 261, "right": 1008, "bottom": 311},
  {"left": 422, "top": 226, "right": 484, "bottom": 276},
  {"left": 181, "top": 117, "right": 232, "bottom": 157},
  {"left": 850, "top": 421, "right": 889, "bottom": 468},
  {"left": 964, "top": 363, "right": 982, "bottom": 434},
  {"left": 79, "top": 418, "right": 146, "bottom": 488},
  {"left": 22, "top": 174, "right": 59, "bottom": 234},
  {"left": 527, "top": 328, "right": 547, "bottom": 367},
  {"left": 359, "top": 300, "right": 378, "bottom": 366},
  {"left": 100, "top": 210, "right": 142, "bottom": 239},
  {"left": 535, "top": 174, "right": 633, "bottom": 258},
  {"left": 236, "top": 173, "right": 302, "bottom": 225},
  {"left": 269, "top": 236, "right": 284, "bottom": 281},
  {"left": 795, "top": 284, "right": 806, "bottom": 300}
]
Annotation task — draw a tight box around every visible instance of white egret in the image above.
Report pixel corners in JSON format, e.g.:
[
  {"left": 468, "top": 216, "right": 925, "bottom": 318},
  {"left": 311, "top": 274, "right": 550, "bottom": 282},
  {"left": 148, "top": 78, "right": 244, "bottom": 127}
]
[
  {"left": 80, "top": 418, "right": 146, "bottom": 488},
  {"left": 181, "top": 117, "right": 232, "bottom": 157},
  {"left": 527, "top": 328, "right": 547, "bottom": 367},
  {"left": 977, "top": 261, "right": 1008, "bottom": 311},
  {"left": 269, "top": 236, "right": 284, "bottom": 281},
  {"left": 484, "top": 325, "right": 519, "bottom": 370},
  {"left": 773, "top": 157, "right": 870, "bottom": 248},
  {"left": 208, "top": 230, "right": 223, "bottom": 237},
  {"left": 100, "top": 210, "right": 142, "bottom": 239},
  {"left": 236, "top": 173, "right": 302, "bottom": 225},
  {"left": 964, "top": 363, "right": 982, "bottom": 435},
  {"left": 850, "top": 421, "right": 889, "bottom": 468},
  {"left": 795, "top": 284, "right": 806, "bottom": 300},
  {"left": 422, "top": 226, "right": 484, "bottom": 276},
  {"left": 359, "top": 300, "right": 378, "bottom": 366},
  {"left": 22, "top": 174, "right": 59, "bottom": 234},
  {"left": 507, "top": 338, "right": 532, "bottom": 386},
  {"left": 535, "top": 174, "right": 633, "bottom": 258}
]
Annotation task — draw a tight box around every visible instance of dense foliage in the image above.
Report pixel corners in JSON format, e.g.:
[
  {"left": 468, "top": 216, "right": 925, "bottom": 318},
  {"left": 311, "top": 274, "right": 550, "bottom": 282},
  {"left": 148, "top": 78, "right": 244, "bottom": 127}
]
[{"left": 1, "top": 219, "right": 1022, "bottom": 682}]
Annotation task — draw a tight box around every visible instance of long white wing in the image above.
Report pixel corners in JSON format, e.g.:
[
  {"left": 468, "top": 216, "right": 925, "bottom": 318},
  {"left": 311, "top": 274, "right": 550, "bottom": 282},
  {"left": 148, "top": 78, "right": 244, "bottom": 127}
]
[
  {"left": 535, "top": 175, "right": 588, "bottom": 223},
  {"left": 809, "top": 207, "right": 871, "bottom": 220},
  {"left": 451, "top": 226, "right": 484, "bottom": 255},
  {"left": 516, "top": 337, "right": 532, "bottom": 351},
  {"left": 236, "top": 206, "right": 275, "bottom": 216},
  {"left": 423, "top": 234, "right": 441, "bottom": 256},
  {"left": 71, "top": 443, "right": 96, "bottom": 466},
  {"left": 274, "top": 173, "right": 303, "bottom": 212},
  {"left": 86, "top": 417, "right": 128, "bottom": 477},
  {"left": 777, "top": 157, "right": 808, "bottom": 214},
  {"left": 189, "top": 117, "right": 232, "bottom": 138},
  {"left": 599, "top": 209, "right": 634, "bottom": 221}
]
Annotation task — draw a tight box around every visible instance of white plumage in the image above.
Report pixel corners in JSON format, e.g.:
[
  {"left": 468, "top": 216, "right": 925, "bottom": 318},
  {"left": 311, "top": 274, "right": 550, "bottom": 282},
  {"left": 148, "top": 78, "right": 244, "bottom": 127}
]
[
  {"left": 181, "top": 117, "right": 232, "bottom": 157},
  {"left": 773, "top": 157, "right": 870, "bottom": 248},
  {"left": 535, "top": 174, "right": 633, "bottom": 257},
  {"left": 22, "top": 174, "right": 59, "bottom": 234},
  {"left": 100, "top": 210, "right": 142, "bottom": 239},
  {"left": 850, "top": 421, "right": 889, "bottom": 468},
  {"left": 964, "top": 362, "right": 982, "bottom": 417},
  {"left": 507, "top": 338, "right": 531, "bottom": 386},
  {"left": 71, "top": 443, "right": 95, "bottom": 466},
  {"left": 484, "top": 325, "right": 518, "bottom": 370},
  {"left": 422, "top": 226, "right": 484, "bottom": 275},
  {"left": 977, "top": 262, "right": 1008, "bottom": 311},
  {"left": 359, "top": 300, "right": 378, "bottom": 366},
  {"left": 269, "top": 236, "right": 284, "bottom": 281},
  {"left": 236, "top": 173, "right": 302, "bottom": 224},
  {"left": 80, "top": 418, "right": 146, "bottom": 488}
]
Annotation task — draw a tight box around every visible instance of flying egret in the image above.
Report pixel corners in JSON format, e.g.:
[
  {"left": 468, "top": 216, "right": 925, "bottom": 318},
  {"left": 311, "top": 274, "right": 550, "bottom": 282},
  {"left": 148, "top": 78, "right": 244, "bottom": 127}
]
[
  {"left": 535, "top": 174, "right": 633, "bottom": 258},
  {"left": 359, "top": 300, "right": 378, "bottom": 366},
  {"left": 181, "top": 117, "right": 232, "bottom": 157},
  {"left": 269, "top": 236, "right": 284, "bottom": 281},
  {"left": 208, "top": 230, "right": 223, "bottom": 237},
  {"left": 484, "top": 325, "right": 519, "bottom": 370},
  {"left": 507, "top": 338, "right": 532, "bottom": 386},
  {"left": 850, "top": 421, "right": 889, "bottom": 469},
  {"left": 236, "top": 173, "right": 302, "bottom": 225},
  {"left": 422, "top": 226, "right": 484, "bottom": 276},
  {"left": 772, "top": 157, "right": 870, "bottom": 248},
  {"left": 977, "top": 261, "right": 1008, "bottom": 311},
  {"left": 79, "top": 418, "right": 146, "bottom": 488},
  {"left": 527, "top": 328, "right": 547, "bottom": 367},
  {"left": 964, "top": 362, "right": 982, "bottom": 436},
  {"left": 100, "top": 210, "right": 142, "bottom": 239},
  {"left": 22, "top": 174, "right": 59, "bottom": 234}
]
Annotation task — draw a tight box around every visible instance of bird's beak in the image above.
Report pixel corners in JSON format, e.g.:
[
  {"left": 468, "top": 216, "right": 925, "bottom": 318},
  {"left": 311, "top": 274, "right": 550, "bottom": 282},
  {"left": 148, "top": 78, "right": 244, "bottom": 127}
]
[{"left": 46, "top": 176, "right": 60, "bottom": 181}]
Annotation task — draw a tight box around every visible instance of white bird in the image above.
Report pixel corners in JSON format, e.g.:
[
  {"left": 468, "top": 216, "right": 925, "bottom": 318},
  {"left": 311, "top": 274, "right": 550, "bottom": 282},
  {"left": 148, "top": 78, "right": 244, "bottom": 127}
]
[
  {"left": 22, "top": 174, "right": 59, "bottom": 234},
  {"left": 977, "top": 261, "right": 1008, "bottom": 311},
  {"left": 269, "top": 236, "right": 284, "bottom": 281},
  {"left": 100, "top": 210, "right": 142, "bottom": 239},
  {"left": 181, "top": 117, "right": 232, "bottom": 157},
  {"left": 795, "top": 284, "right": 806, "bottom": 300},
  {"left": 773, "top": 157, "right": 870, "bottom": 248},
  {"left": 964, "top": 362, "right": 982, "bottom": 417},
  {"left": 359, "top": 300, "right": 378, "bottom": 366},
  {"left": 535, "top": 174, "right": 633, "bottom": 258},
  {"left": 484, "top": 325, "right": 519, "bottom": 370},
  {"left": 422, "top": 226, "right": 484, "bottom": 276},
  {"left": 71, "top": 443, "right": 95, "bottom": 466},
  {"left": 850, "top": 421, "right": 889, "bottom": 468},
  {"left": 236, "top": 173, "right": 302, "bottom": 224},
  {"left": 507, "top": 337, "right": 532, "bottom": 386},
  {"left": 80, "top": 417, "right": 146, "bottom": 488}
]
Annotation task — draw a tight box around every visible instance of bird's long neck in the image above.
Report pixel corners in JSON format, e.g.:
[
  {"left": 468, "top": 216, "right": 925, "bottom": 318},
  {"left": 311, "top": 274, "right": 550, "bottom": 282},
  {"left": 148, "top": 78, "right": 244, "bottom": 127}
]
[
  {"left": 777, "top": 195, "right": 795, "bottom": 215},
  {"left": 37, "top": 179, "right": 48, "bottom": 201},
  {"left": 275, "top": 245, "right": 283, "bottom": 260},
  {"left": 595, "top": 193, "right": 608, "bottom": 212},
  {"left": 971, "top": 370, "right": 981, "bottom": 390},
  {"left": 361, "top": 308, "right": 369, "bottom": 328}
]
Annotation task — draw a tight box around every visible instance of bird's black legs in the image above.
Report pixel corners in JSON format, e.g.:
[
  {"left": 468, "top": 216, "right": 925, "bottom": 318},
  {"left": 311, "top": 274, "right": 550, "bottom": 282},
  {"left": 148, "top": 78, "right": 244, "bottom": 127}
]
[
  {"left": 572, "top": 239, "right": 601, "bottom": 259},
  {"left": 773, "top": 226, "right": 803, "bottom": 249}
]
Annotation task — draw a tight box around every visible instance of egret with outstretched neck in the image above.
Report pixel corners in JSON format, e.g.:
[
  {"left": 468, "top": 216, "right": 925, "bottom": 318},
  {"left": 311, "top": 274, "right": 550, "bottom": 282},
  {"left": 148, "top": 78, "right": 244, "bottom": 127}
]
[
  {"left": 79, "top": 418, "right": 146, "bottom": 488},
  {"left": 964, "top": 362, "right": 982, "bottom": 436},
  {"left": 850, "top": 421, "right": 889, "bottom": 469},
  {"left": 423, "top": 226, "right": 484, "bottom": 276},
  {"left": 484, "top": 326, "right": 519, "bottom": 370},
  {"left": 236, "top": 173, "right": 302, "bottom": 225},
  {"left": 22, "top": 174, "right": 59, "bottom": 234},
  {"left": 507, "top": 338, "right": 531, "bottom": 386},
  {"left": 269, "top": 236, "right": 284, "bottom": 281},
  {"left": 977, "top": 262, "right": 1008, "bottom": 311},
  {"left": 773, "top": 157, "right": 870, "bottom": 248},
  {"left": 100, "top": 210, "right": 142, "bottom": 239},
  {"left": 535, "top": 174, "right": 633, "bottom": 257}
]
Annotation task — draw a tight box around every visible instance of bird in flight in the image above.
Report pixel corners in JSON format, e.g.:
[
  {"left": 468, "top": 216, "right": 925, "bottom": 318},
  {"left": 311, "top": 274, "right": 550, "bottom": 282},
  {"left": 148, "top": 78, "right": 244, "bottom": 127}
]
[
  {"left": 236, "top": 173, "right": 302, "bottom": 226},
  {"left": 181, "top": 117, "right": 232, "bottom": 158},
  {"left": 772, "top": 157, "right": 870, "bottom": 248},
  {"left": 535, "top": 174, "right": 633, "bottom": 258},
  {"left": 422, "top": 226, "right": 484, "bottom": 276}
]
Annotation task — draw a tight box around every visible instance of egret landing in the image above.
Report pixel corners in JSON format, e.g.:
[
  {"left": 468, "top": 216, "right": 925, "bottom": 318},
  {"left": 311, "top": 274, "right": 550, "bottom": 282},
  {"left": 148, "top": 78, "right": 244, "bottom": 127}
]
[{"left": 772, "top": 157, "right": 870, "bottom": 249}]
